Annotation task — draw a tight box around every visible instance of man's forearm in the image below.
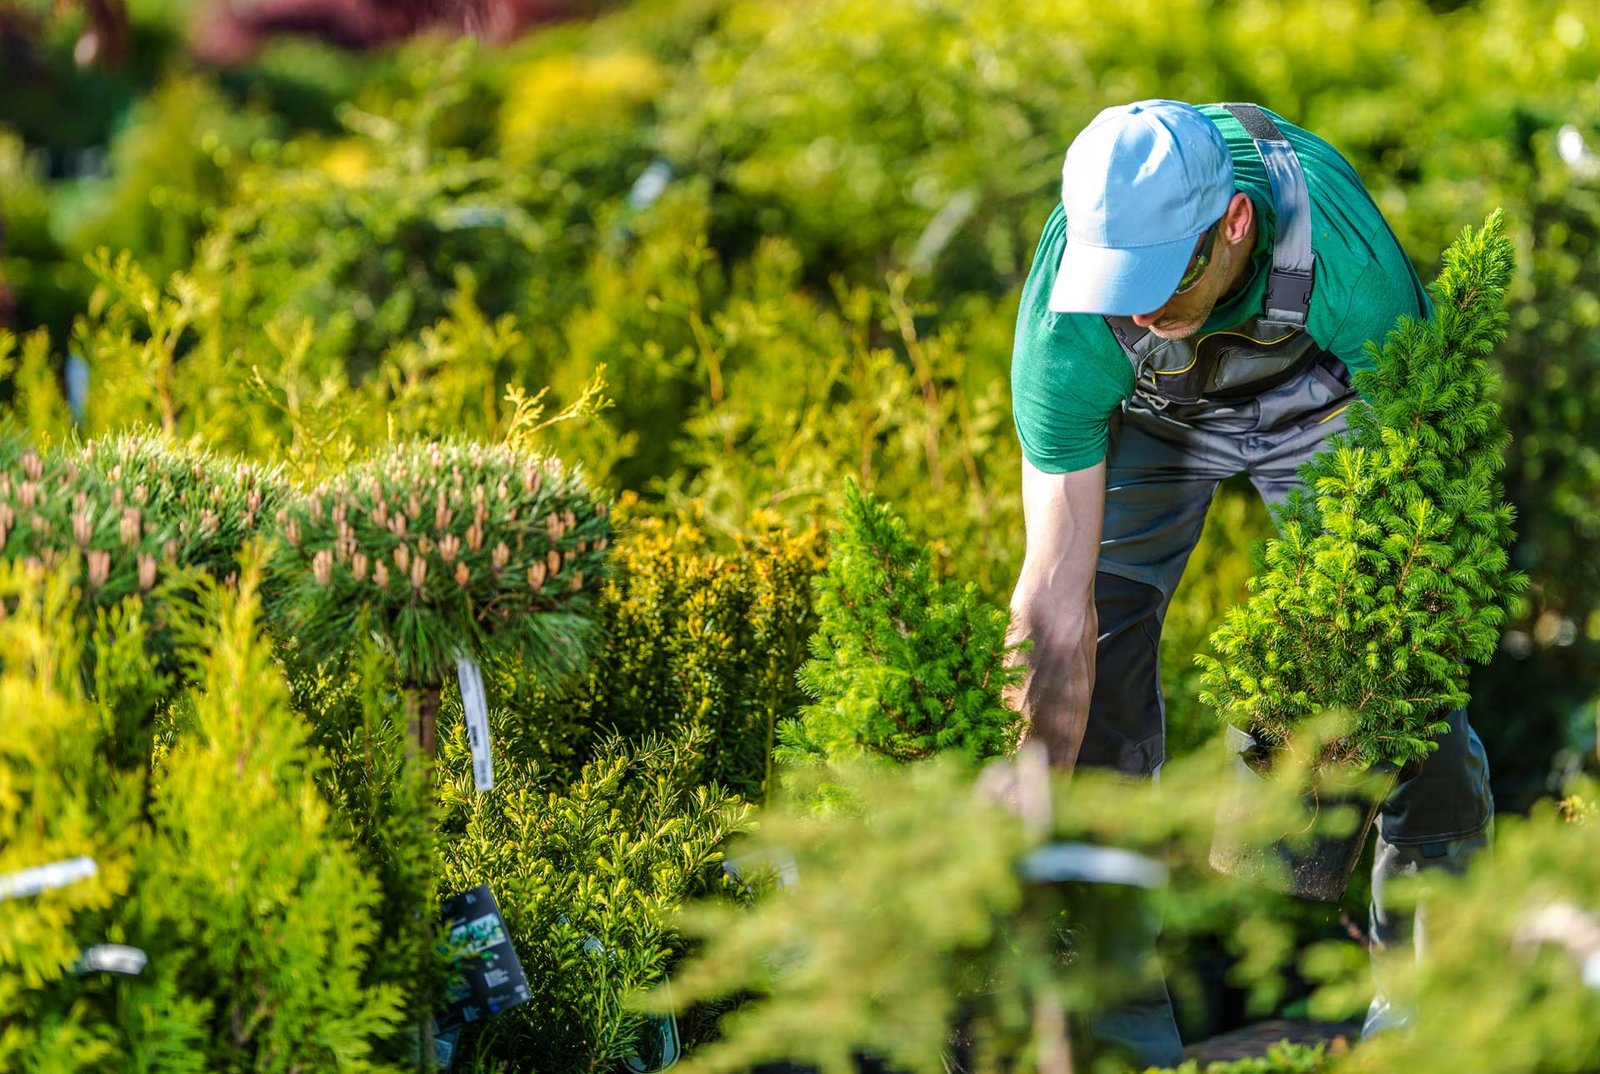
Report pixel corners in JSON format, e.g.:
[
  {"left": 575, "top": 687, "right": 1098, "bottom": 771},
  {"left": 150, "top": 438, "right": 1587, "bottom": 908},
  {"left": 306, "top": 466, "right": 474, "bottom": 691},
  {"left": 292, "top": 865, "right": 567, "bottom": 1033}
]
[{"left": 1006, "top": 600, "right": 1098, "bottom": 771}]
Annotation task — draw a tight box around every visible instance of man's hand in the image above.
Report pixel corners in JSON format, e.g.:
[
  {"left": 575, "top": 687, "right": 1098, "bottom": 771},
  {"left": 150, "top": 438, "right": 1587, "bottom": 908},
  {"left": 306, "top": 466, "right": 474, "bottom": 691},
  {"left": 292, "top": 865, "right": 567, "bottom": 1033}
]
[{"left": 1005, "top": 458, "right": 1106, "bottom": 772}]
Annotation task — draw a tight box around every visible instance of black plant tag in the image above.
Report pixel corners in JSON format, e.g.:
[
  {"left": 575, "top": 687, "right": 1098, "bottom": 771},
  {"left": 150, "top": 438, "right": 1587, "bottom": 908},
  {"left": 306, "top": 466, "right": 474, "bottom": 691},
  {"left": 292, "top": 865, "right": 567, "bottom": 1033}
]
[{"left": 436, "top": 885, "right": 531, "bottom": 1034}]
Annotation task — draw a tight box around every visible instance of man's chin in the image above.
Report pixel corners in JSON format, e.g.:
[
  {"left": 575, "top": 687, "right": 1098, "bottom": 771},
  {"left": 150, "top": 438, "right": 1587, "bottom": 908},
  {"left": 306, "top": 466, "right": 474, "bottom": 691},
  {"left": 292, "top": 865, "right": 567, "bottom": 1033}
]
[{"left": 1147, "top": 320, "right": 1203, "bottom": 341}]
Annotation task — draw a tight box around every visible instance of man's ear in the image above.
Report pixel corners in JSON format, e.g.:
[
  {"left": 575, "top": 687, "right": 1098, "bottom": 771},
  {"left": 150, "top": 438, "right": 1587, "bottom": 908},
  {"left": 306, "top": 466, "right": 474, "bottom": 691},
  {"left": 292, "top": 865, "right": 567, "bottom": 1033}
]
[{"left": 1224, "top": 192, "right": 1254, "bottom": 244}]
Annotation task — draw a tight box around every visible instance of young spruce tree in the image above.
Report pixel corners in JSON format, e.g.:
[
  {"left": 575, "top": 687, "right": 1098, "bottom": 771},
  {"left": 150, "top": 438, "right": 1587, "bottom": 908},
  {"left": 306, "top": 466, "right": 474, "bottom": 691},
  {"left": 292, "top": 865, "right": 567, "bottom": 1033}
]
[
  {"left": 1199, "top": 213, "right": 1527, "bottom": 767},
  {"left": 776, "top": 480, "right": 1021, "bottom": 767}
]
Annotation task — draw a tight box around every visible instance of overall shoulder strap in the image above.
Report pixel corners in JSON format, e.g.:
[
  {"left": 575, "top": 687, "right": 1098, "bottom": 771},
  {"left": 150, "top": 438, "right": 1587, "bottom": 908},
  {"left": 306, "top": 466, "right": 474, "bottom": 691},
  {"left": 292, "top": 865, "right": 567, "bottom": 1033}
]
[
  {"left": 1220, "top": 102, "right": 1315, "bottom": 328},
  {"left": 1102, "top": 315, "right": 1158, "bottom": 373}
]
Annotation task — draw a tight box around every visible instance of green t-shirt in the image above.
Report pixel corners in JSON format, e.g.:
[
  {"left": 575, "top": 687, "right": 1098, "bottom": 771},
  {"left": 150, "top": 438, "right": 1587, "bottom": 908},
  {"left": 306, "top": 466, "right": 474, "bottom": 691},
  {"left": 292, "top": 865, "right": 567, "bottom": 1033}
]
[{"left": 1010, "top": 104, "right": 1430, "bottom": 474}]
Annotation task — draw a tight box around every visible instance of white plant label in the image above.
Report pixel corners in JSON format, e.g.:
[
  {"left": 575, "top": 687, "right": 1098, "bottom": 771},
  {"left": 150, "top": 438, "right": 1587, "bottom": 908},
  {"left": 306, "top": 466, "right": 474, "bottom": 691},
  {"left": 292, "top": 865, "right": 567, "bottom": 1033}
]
[
  {"left": 78, "top": 944, "right": 148, "bottom": 976},
  {"left": 0, "top": 856, "right": 98, "bottom": 902},
  {"left": 456, "top": 655, "right": 494, "bottom": 792}
]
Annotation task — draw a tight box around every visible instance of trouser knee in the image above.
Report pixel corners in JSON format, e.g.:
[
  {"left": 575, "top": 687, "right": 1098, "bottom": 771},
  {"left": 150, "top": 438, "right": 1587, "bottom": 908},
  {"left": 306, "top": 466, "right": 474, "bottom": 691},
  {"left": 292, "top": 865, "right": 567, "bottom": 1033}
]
[{"left": 1080, "top": 571, "right": 1166, "bottom": 776}]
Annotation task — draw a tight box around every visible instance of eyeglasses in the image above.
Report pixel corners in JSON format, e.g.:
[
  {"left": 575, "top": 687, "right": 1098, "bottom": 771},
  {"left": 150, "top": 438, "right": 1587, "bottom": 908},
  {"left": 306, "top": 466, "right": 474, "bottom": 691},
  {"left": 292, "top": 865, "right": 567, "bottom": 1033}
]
[{"left": 1173, "top": 219, "right": 1221, "bottom": 295}]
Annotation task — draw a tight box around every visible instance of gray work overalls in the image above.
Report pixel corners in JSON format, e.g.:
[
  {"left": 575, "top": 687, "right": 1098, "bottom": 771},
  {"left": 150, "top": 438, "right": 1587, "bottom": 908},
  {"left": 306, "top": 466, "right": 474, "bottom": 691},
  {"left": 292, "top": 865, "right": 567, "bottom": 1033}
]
[{"left": 1078, "top": 105, "right": 1494, "bottom": 1063}]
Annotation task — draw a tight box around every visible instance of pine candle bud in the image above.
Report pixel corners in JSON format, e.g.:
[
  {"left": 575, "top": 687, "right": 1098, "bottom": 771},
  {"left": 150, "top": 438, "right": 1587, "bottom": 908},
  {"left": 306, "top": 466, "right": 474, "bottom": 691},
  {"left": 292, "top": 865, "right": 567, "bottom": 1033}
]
[
  {"left": 18, "top": 481, "right": 37, "bottom": 509},
  {"left": 351, "top": 552, "right": 369, "bottom": 582},
  {"left": 528, "top": 561, "right": 546, "bottom": 590},
  {"left": 394, "top": 545, "right": 410, "bottom": 573},
  {"left": 138, "top": 554, "right": 158, "bottom": 590},
  {"left": 466, "top": 523, "right": 484, "bottom": 552},
  {"left": 569, "top": 571, "right": 584, "bottom": 592},
  {"left": 455, "top": 562, "right": 470, "bottom": 587},
  {"left": 373, "top": 560, "right": 390, "bottom": 587},
  {"left": 313, "top": 550, "right": 333, "bottom": 586},
  {"left": 410, "top": 556, "right": 427, "bottom": 592},
  {"left": 438, "top": 534, "right": 461, "bottom": 563},
  {"left": 73, "top": 511, "right": 92, "bottom": 546},
  {"left": 120, "top": 508, "right": 141, "bottom": 547},
  {"left": 491, "top": 542, "right": 510, "bottom": 572},
  {"left": 547, "top": 549, "right": 561, "bottom": 575},
  {"left": 87, "top": 550, "right": 110, "bottom": 588}
]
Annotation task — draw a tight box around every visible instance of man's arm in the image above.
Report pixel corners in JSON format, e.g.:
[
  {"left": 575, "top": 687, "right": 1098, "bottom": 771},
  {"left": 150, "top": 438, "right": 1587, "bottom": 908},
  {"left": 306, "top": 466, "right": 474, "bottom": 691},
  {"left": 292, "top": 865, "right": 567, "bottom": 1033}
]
[{"left": 1005, "top": 457, "right": 1106, "bottom": 772}]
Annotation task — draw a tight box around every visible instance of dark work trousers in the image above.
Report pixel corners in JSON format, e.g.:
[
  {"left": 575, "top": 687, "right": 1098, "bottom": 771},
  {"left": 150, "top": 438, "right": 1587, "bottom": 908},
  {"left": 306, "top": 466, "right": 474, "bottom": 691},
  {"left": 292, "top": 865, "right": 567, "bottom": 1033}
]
[{"left": 1079, "top": 355, "right": 1495, "bottom": 1064}]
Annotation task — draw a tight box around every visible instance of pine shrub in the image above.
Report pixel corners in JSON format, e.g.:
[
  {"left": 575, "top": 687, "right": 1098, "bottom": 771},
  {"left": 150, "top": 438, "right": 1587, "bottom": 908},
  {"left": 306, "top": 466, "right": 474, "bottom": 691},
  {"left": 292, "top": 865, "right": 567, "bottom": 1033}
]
[
  {"left": 1199, "top": 214, "right": 1527, "bottom": 767},
  {"left": 0, "top": 429, "right": 279, "bottom": 608},
  {"left": 777, "top": 480, "right": 1022, "bottom": 767},
  {"left": 269, "top": 439, "right": 611, "bottom": 698}
]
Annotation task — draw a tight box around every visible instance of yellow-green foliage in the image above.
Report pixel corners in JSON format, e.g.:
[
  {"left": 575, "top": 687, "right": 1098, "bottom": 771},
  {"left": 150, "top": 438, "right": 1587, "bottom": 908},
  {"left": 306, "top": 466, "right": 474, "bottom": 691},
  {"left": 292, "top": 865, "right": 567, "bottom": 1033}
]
[
  {"left": 1152, "top": 1041, "right": 1335, "bottom": 1074},
  {"left": 665, "top": 747, "right": 1325, "bottom": 1074},
  {"left": 498, "top": 508, "right": 825, "bottom": 798},
  {"left": 498, "top": 50, "right": 668, "bottom": 163},
  {"left": 0, "top": 564, "right": 405, "bottom": 1071},
  {"left": 0, "top": 568, "right": 138, "bottom": 1072},
  {"left": 120, "top": 568, "right": 406, "bottom": 1069},
  {"left": 1339, "top": 800, "right": 1600, "bottom": 1073}
]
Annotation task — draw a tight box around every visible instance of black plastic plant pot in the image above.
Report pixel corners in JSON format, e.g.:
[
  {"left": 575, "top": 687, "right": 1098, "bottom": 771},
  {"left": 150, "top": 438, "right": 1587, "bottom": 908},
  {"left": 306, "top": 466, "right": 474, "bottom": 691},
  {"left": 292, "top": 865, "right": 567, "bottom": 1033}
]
[{"left": 1209, "top": 727, "right": 1397, "bottom": 902}]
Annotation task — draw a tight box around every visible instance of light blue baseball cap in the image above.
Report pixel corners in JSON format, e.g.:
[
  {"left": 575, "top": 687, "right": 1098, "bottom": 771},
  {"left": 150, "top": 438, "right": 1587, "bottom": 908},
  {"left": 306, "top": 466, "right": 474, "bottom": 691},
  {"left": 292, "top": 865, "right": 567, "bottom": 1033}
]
[{"left": 1048, "top": 100, "right": 1235, "bottom": 316}]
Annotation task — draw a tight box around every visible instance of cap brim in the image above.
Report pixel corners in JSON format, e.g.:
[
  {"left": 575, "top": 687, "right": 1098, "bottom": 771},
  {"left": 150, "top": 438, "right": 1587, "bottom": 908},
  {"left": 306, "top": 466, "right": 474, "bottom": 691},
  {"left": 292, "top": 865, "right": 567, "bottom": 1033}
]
[{"left": 1047, "top": 232, "right": 1196, "bottom": 317}]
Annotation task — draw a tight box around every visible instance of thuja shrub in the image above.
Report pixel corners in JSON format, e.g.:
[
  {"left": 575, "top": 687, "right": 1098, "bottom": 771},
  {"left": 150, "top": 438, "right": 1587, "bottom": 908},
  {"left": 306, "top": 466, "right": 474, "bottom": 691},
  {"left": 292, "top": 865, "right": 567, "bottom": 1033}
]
[
  {"left": 777, "top": 480, "right": 1022, "bottom": 767},
  {"left": 116, "top": 568, "right": 405, "bottom": 1068},
  {"left": 434, "top": 729, "right": 750, "bottom": 1072},
  {"left": 269, "top": 440, "right": 611, "bottom": 706},
  {"left": 0, "top": 568, "right": 139, "bottom": 1072},
  {"left": 1199, "top": 214, "right": 1527, "bottom": 767},
  {"left": 492, "top": 509, "right": 824, "bottom": 797}
]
